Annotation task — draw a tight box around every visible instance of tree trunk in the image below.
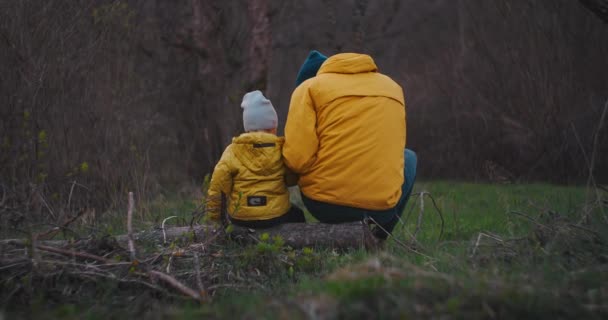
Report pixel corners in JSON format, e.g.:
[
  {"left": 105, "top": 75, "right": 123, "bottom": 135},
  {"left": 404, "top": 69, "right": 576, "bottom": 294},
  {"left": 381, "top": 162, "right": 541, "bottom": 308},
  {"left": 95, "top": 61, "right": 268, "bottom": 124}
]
[
  {"left": 247, "top": 0, "right": 271, "bottom": 91},
  {"left": 0, "top": 222, "right": 380, "bottom": 250},
  {"left": 229, "top": 221, "right": 379, "bottom": 249}
]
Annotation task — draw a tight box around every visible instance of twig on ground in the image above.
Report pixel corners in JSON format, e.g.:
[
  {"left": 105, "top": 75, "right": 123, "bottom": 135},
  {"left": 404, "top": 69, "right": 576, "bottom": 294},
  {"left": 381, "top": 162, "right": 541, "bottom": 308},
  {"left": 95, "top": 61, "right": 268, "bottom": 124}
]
[
  {"left": 127, "top": 191, "right": 136, "bottom": 261},
  {"left": 35, "top": 244, "right": 110, "bottom": 263},
  {"left": 36, "top": 208, "right": 86, "bottom": 240},
  {"left": 29, "top": 229, "right": 41, "bottom": 269},
  {"left": 206, "top": 283, "right": 254, "bottom": 291},
  {"left": 37, "top": 192, "right": 56, "bottom": 220},
  {"left": 566, "top": 223, "right": 601, "bottom": 238},
  {"left": 402, "top": 192, "right": 421, "bottom": 225},
  {"left": 74, "top": 270, "right": 172, "bottom": 296},
  {"left": 395, "top": 214, "right": 425, "bottom": 249},
  {"left": 399, "top": 191, "right": 444, "bottom": 241},
  {"left": 413, "top": 191, "right": 427, "bottom": 240},
  {"left": 166, "top": 255, "right": 173, "bottom": 273},
  {"left": 509, "top": 211, "right": 553, "bottom": 231},
  {"left": 193, "top": 252, "right": 205, "bottom": 295},
  {"left": 41, "top": 259, "right": 130, "bottom": 269},
  {"left": 189, "top": 203, "right": 206, "bottom": 228},
  {"left": 367, "top": 217, "right": 436, "bottom": 263},
  {"left": 148, "top": 270, "right": 203, "bottom": 302},
  {"left": 426, "top": 193, "right": 446, "bottom": 240},
  {"left": 0, "top": 260, "right": 29, "bottom": 271},
  {"left": 470, "top": 232, "right": 504, "bottom": 257},
  {"left": 67, "top": 180, "right": 77, "bottom": 210},
  {"left": 162, "top": 215, "right": 178, "bottom": 245}
]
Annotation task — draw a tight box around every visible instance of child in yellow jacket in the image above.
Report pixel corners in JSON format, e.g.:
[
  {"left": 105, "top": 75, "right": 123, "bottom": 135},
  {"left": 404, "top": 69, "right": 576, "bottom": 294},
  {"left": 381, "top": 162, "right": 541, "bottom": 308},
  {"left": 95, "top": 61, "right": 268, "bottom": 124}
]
[{"left": 206, "top": 90, "right": 305, "bottom": 228}]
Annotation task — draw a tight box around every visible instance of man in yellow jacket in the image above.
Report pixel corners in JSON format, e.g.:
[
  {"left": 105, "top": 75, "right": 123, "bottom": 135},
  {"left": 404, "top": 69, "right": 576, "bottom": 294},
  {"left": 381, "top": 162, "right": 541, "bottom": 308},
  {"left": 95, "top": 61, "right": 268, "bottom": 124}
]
[{"left": 283, "top": 51, "right": 417, "bottom": 239}]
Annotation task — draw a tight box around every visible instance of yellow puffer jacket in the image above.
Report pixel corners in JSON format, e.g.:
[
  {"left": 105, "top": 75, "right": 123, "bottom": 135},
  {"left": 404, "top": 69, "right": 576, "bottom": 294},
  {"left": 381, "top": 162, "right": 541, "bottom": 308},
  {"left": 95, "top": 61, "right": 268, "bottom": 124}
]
[
  {"left": 283, "top": 53, "right": 406, "bottom": 210},
  {"left": 206, "top": 132, "right": 292, "bottom": 221}
]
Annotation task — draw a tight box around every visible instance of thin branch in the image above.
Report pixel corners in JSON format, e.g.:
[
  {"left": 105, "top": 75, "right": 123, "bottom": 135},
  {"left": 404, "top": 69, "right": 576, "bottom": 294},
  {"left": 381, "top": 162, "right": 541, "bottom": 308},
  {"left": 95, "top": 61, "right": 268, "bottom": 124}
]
[
  {"left": 403, "top": 192, "right": 422, "bottom": 225},
  {"left": 470, "top": 232, "right": 504, "bottom": 257},
  {"left": 426, "top": 193, "right": 446, "bottom": 240},
  {"left": 37, "top": 192, "right": 56, "bottom": 220},
  {"left": 127, "top": 191, "right": 136, "bottom": 261},
  {"left": 566, "top": 223, "right": 602, "bottom": 238},
  {"left": 570, "top": 123, "right": 592, "bottom": 177},
  {"left": 36, "top": 245, "right": 110, "bottom": 264},
  {"left": 74, "top": 270, "right": 172, "bottom": 296},
  {"left": 166, "top": 255, "right": 173, "bottom": 273},
  {"left": 580, "top": 98, "right": 608, "bottom": 224},
  {"left": 367, "top": 217, "right": 436, "bottom": 262},
  {"left": 413, "top": 191, "right": 426, "bottom": 240},
  {"left": 193, "top": 252, "right": 205, "bottom": 295},
  {"left": 586, "top": 99, "right": 608, "bottom": 188},
  {"left": 67, "top": 180, "right": 77, "bottom": 210},
  {"left": 395, "top": 191, "right": 444, "bottom": 242},
  {"left": 395, "top": 214, "right": 425, "bottom": 249},
  {"left": 509, "top": 211, "right": 553, "bottom": 231},
  {"left": 206, "top": 283, "right": 256, "bottom": 291},
  {"left": 36, "top": 209, "right": 86, "bottom": 240},
  {"left": 162, "top": 216, "right": 178, "bottom": 245},
  {"left": 0, "top": 260, "right": 30, "bottom": 271},
  {"left": 148, "top": 270, "right": 203, "bottom": 302}
]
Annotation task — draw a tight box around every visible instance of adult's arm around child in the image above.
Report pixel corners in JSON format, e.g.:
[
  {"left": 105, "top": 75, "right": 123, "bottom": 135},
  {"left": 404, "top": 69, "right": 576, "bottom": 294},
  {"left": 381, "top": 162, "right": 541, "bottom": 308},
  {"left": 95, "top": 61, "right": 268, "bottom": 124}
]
[{"left": 283, "top": 82, "right": 319, "bottom": 174}]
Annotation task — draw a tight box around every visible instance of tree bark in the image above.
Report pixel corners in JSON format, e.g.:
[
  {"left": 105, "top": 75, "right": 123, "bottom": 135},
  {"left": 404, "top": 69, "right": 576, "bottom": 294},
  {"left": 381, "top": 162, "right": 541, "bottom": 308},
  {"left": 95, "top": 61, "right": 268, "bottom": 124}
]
[
  {"left": 246, "top": 0, "right": 271, "bottom": 90},
  {"left": 229, "top": 221, "right": 379, "bottom": 249},
  {"left": 0, "top": 222, "right": 380, "bottom": 250}
]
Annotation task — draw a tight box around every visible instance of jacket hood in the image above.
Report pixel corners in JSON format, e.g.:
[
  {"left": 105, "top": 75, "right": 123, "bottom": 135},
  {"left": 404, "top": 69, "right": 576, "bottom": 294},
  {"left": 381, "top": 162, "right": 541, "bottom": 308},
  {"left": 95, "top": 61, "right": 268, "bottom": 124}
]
[
  {"left": 318, "top": 53, "right": 378, "bottom": 75},
  {"left": 231, "top": 132, "right": 284, "bottom": 175}
]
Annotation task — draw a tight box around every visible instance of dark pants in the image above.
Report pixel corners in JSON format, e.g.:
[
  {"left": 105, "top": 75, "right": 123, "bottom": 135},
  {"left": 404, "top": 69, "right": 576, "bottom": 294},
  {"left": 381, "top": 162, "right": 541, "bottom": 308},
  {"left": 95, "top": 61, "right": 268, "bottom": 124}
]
[
  {"left": 302, "top": 149, "right": 417, "bottom": 239},
  {"left": 230, "top": 205, "right": 306, "bottom": 229}
]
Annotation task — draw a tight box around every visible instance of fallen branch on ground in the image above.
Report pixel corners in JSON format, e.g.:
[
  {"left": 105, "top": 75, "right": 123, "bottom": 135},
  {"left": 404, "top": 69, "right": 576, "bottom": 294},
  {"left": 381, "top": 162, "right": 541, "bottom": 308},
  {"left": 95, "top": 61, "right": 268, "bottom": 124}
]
[
  {"left": 1, "top": 222, "right": 379, "bottom": 250},
  {"left": 148, "top": 270, "right": 204, "bottom": 302}
]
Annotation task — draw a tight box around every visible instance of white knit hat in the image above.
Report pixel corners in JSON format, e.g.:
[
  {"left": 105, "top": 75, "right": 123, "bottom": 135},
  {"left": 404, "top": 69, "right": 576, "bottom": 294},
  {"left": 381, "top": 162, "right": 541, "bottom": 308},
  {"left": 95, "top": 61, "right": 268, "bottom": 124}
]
[{"left": 241, "top": 90, "right": 278, "bottom": 132}]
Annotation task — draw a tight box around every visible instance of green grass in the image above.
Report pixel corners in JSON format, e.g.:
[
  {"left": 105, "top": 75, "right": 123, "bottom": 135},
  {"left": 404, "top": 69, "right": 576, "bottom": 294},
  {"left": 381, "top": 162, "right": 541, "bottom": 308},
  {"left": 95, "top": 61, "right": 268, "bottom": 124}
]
[
  {"left": 96, "top": 181, "right": 587, "bottom": 243},
  {"left": 175, "top": 181, "right": 602, "bottom": 319},
  {"left": 85, "top": 192, "right": 201, "bottom": 238},
  {"left": 4, "top": 181, "right": 606, "bottom": 319},
  {"left": 401, "top": 181, "right": 587, "bottom": 242}
]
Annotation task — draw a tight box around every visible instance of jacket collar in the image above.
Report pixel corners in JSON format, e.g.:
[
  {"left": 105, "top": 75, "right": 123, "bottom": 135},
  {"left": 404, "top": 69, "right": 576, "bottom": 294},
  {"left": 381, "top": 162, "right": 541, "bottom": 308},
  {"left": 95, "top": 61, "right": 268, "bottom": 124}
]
[
  {"left": 317, "top": 53, "right": 378, "bottom": 75},
  {"left": 232, "top": 131, "right": 283, "bottom": 145}
]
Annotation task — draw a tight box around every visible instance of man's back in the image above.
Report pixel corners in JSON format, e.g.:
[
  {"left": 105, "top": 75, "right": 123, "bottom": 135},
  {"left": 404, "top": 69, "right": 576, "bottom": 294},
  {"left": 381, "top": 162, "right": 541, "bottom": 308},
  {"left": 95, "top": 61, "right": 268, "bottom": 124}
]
[{"left": 284, "top": 53, "right": 406, "bottom": 210}]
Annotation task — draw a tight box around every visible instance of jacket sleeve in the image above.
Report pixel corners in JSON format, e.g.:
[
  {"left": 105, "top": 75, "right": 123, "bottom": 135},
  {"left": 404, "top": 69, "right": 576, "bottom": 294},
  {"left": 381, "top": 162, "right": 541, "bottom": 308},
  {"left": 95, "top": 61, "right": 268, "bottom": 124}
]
[
  {"left": 206, "top": 145, "right": 235, "bottom": 221},
  {"left": 283, "top": 83, "right": 319, "bottom": 174}
]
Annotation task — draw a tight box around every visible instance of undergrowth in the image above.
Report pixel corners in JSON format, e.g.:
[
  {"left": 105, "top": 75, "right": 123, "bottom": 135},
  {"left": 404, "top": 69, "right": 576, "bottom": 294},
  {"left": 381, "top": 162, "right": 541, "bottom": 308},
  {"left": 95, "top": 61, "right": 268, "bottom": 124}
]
[{"left": 1, "top": 181, "right": 606, "bottom": 319}]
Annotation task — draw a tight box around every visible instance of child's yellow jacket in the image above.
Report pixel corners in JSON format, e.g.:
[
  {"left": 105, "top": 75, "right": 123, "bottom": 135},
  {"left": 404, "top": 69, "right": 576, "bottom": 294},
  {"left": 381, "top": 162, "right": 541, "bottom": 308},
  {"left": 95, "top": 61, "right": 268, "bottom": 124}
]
[{"left": 206, "top": 132, "right": 292, "bottom": 221}]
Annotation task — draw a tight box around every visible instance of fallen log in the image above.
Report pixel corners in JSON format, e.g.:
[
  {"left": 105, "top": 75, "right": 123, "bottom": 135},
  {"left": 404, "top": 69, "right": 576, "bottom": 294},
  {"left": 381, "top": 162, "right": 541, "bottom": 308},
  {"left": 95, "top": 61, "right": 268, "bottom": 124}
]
[
  {"left": 228, "top": 221, "right": 379, "bottom": 249},
  {"left": 0, "top": 222, "right": 380, "bottom": 250}
]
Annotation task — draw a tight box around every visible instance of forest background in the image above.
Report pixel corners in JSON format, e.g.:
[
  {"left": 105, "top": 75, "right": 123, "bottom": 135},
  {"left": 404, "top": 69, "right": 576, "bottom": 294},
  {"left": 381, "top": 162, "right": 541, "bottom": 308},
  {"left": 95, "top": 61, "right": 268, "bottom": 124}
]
[{"left": 1, "top": 0, "right": 607, "bottom": 220}]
